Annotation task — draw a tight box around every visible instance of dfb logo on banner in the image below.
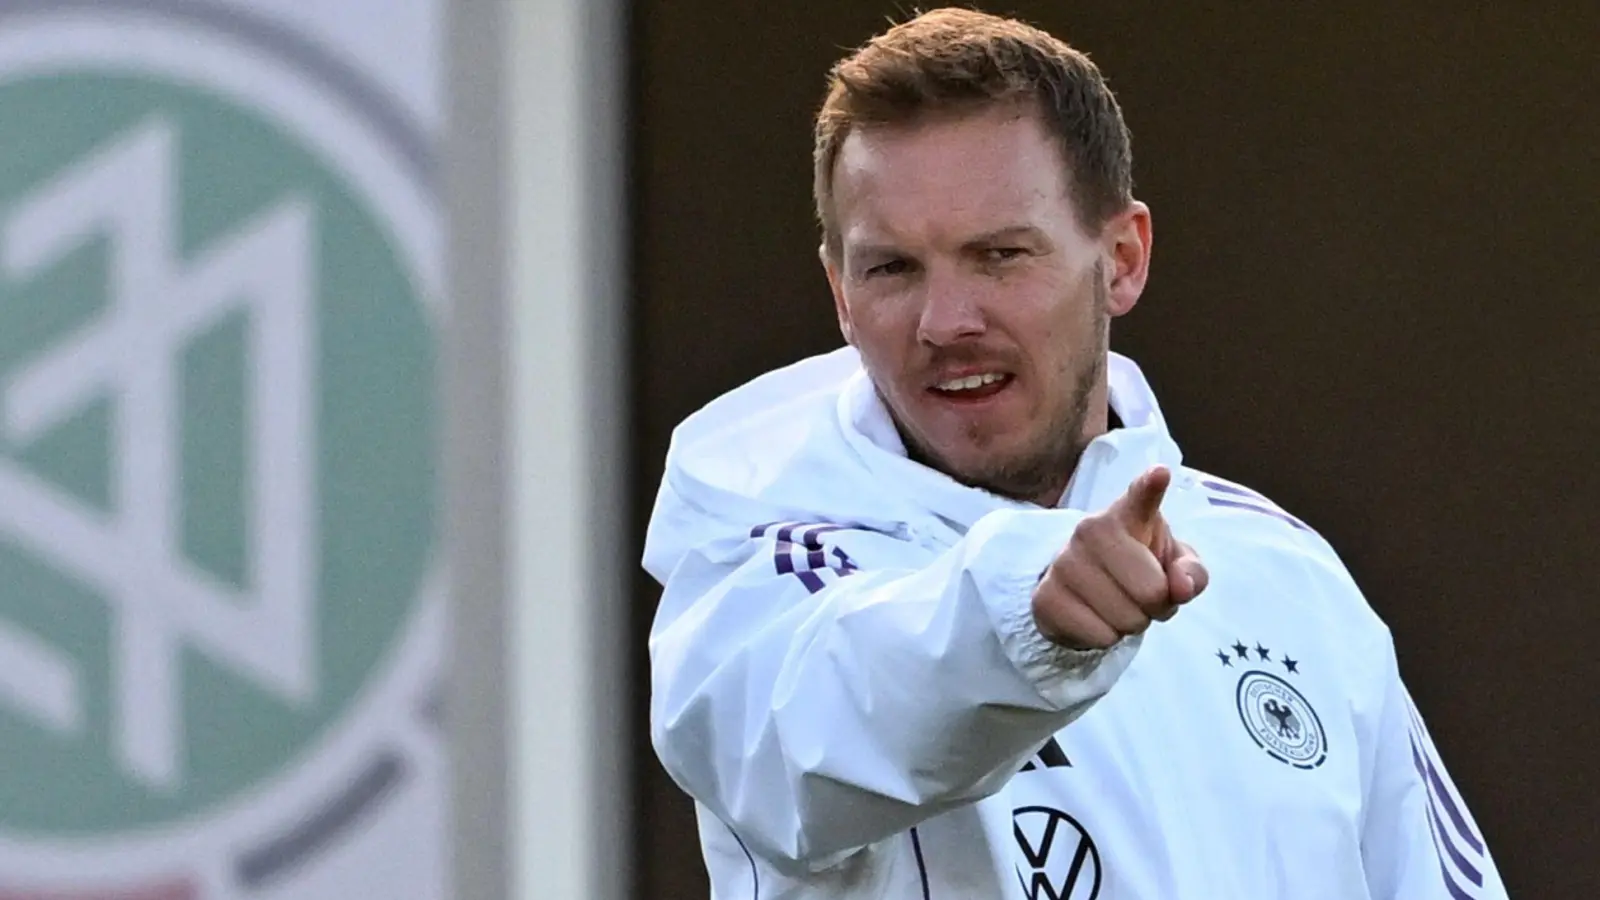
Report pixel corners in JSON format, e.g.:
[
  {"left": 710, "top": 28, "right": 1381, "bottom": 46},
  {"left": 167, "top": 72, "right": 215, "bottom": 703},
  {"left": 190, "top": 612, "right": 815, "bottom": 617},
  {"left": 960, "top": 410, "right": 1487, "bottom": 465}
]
[{"left": 0, "top": 3, "right": 442, "bottom": 898}]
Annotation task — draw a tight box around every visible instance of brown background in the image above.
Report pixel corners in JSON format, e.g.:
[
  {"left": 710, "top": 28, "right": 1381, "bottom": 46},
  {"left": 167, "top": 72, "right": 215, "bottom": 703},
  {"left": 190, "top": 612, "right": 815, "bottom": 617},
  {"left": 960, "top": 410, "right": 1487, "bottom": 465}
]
[{"left": 628, "top": 3, "right": 1598, "bottom": 897}]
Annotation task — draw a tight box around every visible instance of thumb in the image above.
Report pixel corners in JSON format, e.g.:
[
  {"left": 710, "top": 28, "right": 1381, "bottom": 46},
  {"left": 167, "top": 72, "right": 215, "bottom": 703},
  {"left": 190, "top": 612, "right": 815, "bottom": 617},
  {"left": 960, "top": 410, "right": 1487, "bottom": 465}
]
[
  {"left": 1166, "top": 541, "right": 1210, "bottom": 604},
  {"left": 1109, "top": 465, "right": 1171, "bottom": 546}
]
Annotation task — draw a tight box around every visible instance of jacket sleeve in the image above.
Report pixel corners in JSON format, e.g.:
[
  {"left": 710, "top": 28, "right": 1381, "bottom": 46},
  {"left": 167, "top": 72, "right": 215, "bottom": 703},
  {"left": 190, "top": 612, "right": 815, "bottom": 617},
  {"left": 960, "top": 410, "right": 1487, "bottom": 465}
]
[
  {"left": 1360, "top": 641, "right": 1509, "bottom": 899},
  {"left": 646, "top": 497, "right": 1140, "bottom": 873}
]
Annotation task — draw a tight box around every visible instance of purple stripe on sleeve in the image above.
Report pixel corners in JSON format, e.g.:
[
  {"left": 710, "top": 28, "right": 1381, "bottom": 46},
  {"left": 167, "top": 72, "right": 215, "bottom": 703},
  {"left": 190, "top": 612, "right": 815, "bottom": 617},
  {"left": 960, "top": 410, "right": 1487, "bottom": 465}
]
[
  {"left": 805, "top": 527, "right": 862, "bottom": 574},
  {"left": 757, "top": 522, "right": 866, "bottom": 592},
  {"left": 772, "top": 525, "right": 803, "bottom": 576},
  {"left": 1409, "top": 735, "right": 1429, "bottom": 781},
  {"left": 1199, "top": 479, "right": 1313, "bottom": 532},
  {"left": 1420, "top": 745, "right": 1486, "bottom": 855},
  {"left": 1442, "top": 864, "right": 1477, "bottom": 900},
  {"left": 800, "top": 524, "right": 848, "bottom": 549},
  {"left": 1205, "top": 496, "right": 1312, "bottom": 532},
  {"left": 799, "top": 524, "right": 838, "bottom": 569},
  {"left": 1427, "top": 797, "right": 1485, "bottom": 886},
  {"left": 1406, "top": 700, "right": 1486, "bottom": 896},
  {"left": 1200, "top": 479, "right": 1261, "bottom": 500},
  {"left": 1425, "top": 809, "right": 1480, "bottom": 900},
  {"left": 1412, "top": 735, "right": 1486, "bottom": 897},
  {"left": 1414, "top": 730, "right": 1484, "bottom": 845}
]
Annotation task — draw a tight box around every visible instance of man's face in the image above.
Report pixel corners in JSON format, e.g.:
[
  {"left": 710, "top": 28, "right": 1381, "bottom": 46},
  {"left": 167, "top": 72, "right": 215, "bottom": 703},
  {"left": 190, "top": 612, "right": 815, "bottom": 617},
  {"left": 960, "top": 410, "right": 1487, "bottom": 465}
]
[{"left": 823, "top": 104, "right": 1150, "bottom": 505}]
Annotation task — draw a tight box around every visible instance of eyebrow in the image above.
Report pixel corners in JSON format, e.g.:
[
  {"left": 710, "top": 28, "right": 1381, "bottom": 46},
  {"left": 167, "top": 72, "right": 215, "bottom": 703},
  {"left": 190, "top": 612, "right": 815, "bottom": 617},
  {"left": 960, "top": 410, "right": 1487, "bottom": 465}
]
[
  {"left": 848, "top": 225, "right": 1048, "bottom": 259},
  {"left": 847, "top": 242, "right": 904, "bottom": 263},
  {"left": 960, "top": 225, "right": 1048, "bottom": 248}
]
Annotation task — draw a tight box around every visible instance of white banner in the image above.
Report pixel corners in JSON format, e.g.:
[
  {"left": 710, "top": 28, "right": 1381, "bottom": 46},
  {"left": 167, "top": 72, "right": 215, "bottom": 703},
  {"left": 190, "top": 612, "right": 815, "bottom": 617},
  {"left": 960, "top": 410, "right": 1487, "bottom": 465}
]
[{"left": 0, "top": 2, "right": 446, "bottom": 898}]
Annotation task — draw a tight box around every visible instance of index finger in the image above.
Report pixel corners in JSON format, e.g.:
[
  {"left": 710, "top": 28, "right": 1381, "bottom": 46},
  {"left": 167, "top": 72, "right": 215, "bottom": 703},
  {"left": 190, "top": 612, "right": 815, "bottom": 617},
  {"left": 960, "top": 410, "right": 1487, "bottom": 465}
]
[{"left": 1109, "top": 465, "right": 1172, "bottom": 539}]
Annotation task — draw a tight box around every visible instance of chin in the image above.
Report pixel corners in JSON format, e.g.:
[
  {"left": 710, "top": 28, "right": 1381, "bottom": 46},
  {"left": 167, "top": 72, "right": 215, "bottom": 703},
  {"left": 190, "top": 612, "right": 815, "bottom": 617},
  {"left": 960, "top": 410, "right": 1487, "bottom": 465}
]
[
  {"left": 933, "top": 446, "right": 1018, "bottom": 488},
  {"left": 892, "top": 408, "right": 1025, "bottom": 480}
]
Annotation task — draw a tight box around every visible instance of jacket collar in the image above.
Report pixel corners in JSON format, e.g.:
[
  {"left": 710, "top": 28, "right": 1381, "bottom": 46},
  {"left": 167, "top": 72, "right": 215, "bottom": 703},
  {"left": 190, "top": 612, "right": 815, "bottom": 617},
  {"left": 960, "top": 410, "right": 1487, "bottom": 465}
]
[{"left": 836, "top": 352, "right": 1184, "bottom": 535}]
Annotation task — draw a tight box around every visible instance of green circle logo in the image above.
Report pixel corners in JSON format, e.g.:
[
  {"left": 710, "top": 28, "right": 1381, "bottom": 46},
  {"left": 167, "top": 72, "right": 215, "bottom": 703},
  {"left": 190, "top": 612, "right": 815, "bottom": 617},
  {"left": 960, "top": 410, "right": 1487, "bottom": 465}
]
[{"left": 0, "top": 49, "right": 435, "bottom": 847}]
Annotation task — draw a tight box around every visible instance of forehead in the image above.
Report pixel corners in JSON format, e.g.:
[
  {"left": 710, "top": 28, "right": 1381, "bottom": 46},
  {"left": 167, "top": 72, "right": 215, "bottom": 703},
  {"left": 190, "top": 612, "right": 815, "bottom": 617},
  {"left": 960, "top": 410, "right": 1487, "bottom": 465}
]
[{"left": 831, "top": 106, "right": 1078, "bottom": 246}]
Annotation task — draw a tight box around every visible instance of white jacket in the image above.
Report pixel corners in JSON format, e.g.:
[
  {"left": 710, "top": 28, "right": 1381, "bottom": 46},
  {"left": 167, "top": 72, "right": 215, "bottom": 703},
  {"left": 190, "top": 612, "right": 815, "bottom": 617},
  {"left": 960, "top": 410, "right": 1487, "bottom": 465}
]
[{"left": 644, "top": 347, "right": 1507, "bottom": 900}]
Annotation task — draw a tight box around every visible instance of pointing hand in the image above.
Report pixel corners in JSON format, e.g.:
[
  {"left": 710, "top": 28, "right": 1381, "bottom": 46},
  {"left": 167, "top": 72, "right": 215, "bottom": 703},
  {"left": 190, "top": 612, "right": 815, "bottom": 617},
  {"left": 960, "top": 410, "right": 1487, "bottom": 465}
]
[{"left": 1031, "top": 465, "right": 1210, "bottom": 650}]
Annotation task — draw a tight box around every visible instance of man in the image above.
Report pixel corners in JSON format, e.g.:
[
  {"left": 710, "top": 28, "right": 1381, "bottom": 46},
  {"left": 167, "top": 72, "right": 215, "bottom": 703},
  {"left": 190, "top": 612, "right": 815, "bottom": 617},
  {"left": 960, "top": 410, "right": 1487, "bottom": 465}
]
[{"left": 643, "top": 8, "right": 1507, "bottom": 898}]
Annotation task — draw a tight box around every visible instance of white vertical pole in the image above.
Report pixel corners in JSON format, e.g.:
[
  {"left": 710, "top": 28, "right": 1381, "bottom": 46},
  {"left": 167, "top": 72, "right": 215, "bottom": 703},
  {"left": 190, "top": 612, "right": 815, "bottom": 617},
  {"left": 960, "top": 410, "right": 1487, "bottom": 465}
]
[
  {"left": 507, "top": 0, "right": 631, "bottom": 895},
  {"left": 447, "top": 0, "right": 630, "bottom": 895}
]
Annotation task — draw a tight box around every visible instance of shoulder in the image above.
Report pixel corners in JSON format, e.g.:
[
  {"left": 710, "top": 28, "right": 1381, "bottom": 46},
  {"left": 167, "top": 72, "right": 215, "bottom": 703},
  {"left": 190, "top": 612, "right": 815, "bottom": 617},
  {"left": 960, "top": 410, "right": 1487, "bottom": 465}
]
[
  {"left": 1183, "top": 469, "right": 1316, "bottom": 538},
  {"left": 669, "top": 347, "right": 861, "bottom": 455},
  {"left": 1175, "top": 466, "right": 1388, "bottom": 639},
  {"left": 662, "top": 346, "right": 864, "bottom": 504},
  {"left": 645, "top": 347, "right": 912, "bottom": 581}
]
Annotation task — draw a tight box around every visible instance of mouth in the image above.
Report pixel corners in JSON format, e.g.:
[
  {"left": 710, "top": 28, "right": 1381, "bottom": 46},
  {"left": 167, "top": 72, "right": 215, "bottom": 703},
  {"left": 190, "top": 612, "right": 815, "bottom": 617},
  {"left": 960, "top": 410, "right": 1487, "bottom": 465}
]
[{"left": 927, "top": 371, "right": 1014, "bottom": 403}]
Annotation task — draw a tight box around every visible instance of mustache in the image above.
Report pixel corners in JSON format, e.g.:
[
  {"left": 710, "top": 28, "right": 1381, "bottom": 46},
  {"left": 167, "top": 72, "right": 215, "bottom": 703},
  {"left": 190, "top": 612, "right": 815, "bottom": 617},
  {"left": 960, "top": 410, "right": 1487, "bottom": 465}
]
[{"left": 919, "top": 344, "right": 1019, "bottom": 372}]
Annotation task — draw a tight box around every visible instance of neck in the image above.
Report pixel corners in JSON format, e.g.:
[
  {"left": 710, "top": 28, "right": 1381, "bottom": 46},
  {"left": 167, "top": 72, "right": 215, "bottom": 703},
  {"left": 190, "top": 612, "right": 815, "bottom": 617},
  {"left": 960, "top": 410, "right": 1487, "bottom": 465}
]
[
  {"left": 1029, "top": 482, "right": 1070, "bottom": 509},
  {"left": 1025, "top": 401, "right": 1119, "bottom": 508}
]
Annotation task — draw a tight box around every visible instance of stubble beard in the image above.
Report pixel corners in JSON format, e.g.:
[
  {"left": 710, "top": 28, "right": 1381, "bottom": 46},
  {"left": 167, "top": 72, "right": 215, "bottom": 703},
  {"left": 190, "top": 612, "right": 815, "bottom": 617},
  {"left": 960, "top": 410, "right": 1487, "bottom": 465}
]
[{"left": 895, "top": 273, "right": 1110, "bottom": 506}]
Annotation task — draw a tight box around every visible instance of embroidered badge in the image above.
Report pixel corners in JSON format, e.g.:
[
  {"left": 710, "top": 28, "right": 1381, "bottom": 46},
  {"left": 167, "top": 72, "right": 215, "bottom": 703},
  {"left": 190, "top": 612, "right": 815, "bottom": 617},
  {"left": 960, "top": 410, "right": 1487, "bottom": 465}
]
[{"left": 1217, "top": 639, "right": 1327, "bottom": 769}]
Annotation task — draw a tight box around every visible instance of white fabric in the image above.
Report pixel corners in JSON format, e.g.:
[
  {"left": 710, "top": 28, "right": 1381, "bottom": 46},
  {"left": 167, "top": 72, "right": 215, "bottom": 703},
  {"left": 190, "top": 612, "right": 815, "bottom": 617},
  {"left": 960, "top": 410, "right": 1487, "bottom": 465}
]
[{"left": 644, "top": 347, "right": 1508, "bottom": 899}]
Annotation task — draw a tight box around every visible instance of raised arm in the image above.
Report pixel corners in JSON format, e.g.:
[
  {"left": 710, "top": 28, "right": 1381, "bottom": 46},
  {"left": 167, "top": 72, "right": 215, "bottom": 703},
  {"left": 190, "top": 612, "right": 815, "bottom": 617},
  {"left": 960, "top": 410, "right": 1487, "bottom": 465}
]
[{"left": 647, "top": 467, "right": 1207, "bottom": 873}]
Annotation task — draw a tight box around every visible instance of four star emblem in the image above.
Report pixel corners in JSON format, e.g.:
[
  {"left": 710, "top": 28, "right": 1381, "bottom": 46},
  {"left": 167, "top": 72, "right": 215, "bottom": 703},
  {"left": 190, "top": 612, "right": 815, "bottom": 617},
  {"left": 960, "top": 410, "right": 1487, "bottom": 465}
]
[{"left": 1217, "top": 639, "right": 1301, "bottom": 675}]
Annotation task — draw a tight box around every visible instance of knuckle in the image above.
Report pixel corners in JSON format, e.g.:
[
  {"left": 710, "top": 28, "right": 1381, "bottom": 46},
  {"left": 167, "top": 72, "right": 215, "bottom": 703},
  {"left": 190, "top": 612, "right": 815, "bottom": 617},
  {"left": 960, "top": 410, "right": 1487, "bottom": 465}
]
[
  {"left": 1032, "top": 579, "right": 1077, "bottom": 616},
  {"left": 1084, "top": 632, "right": 1117, "bottom": 650},
  {"left": 1096, "top": 601, "right": 1145, "bottom": 636},
  {"left": 1052, "top": 551, "right": 1094, "bottom": 588},
  {"left": 1120, "top": 607, "right": 1153, "bottom": 635},
  {"left": 1101, "top": 562, "right": 1165, "bottom": 612},
  {"left": 1133, "top": 578, "right": 1170, "bottom": 612},
  {"left": 1068, "top": 617, "right": 1117, "bottom": 649},
  {"left": 1029, "top": 581, "right": 1059, "bottom": 618},
  {"left": 1040, "top": 557, "right": 1076, "bottom": 591},
  {"left": 1074, "top": 513, "right": 1116, "bottom": 547},
  {"left": 1050, "top": 545, "right": 1081, "bottom": 573}
]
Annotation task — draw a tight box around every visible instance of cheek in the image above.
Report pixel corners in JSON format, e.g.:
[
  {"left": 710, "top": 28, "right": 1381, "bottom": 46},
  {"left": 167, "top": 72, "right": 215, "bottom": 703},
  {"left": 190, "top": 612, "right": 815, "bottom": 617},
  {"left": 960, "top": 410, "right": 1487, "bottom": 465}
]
[
  {"left": 1029, "top": 278, "right": 1097, "bottom": 351},
  {"left": 846, "top": 295, "right": 918, "bottom": 354},
  {"left": 843, "top": 313, "right": 902, "bottom": 390}
]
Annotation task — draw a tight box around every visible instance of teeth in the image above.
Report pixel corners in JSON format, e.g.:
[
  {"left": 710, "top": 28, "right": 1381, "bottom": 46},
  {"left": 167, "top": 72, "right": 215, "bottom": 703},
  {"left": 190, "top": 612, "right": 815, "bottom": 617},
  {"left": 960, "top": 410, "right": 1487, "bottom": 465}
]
[{"left": 936, "top": 372, "right": 1005, "bottom": 392}]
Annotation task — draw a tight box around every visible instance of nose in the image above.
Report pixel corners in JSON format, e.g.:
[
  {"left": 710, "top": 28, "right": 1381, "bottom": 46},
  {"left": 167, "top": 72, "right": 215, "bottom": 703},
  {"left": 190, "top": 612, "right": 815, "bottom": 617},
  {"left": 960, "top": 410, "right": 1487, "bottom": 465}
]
[{"left": 915, "top": 273, "right": 986, "bottom": 346}]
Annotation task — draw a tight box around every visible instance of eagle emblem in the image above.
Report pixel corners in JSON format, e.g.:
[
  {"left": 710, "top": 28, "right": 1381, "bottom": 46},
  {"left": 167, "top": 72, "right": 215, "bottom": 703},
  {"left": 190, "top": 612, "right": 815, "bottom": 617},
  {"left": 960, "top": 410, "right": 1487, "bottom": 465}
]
[{"left": 1235, "top": 670, "right": 1327, "bottom": 769}]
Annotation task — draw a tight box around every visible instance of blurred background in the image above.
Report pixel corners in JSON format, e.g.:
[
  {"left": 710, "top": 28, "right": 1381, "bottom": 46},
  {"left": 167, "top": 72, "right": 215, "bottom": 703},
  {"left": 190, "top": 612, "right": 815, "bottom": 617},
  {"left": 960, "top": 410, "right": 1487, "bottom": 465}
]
[{"left": 0, "top": 1, "right": 1590, "bottom": 898}]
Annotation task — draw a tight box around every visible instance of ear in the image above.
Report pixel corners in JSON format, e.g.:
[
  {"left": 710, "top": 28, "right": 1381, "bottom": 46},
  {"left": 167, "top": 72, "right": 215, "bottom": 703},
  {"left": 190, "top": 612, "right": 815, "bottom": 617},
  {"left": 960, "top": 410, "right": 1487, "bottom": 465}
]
[
  {"left": 1102, "top": 201, "right": 1153, "bottom": 318},
  {"left": 820, "top": 242, "right": 855, "bottom": 345}
]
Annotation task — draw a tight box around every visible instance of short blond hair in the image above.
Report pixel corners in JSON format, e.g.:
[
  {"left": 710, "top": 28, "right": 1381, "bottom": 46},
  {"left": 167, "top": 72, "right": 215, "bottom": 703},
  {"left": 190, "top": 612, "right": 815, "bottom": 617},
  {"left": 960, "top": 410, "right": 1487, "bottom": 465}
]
[{"left": 813, "top": 8, "right": 1134, "bottom": 255}]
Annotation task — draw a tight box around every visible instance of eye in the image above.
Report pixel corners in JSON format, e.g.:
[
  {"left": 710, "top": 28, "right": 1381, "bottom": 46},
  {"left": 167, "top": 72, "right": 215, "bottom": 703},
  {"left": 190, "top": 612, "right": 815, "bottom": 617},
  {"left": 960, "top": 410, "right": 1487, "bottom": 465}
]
[
  {"left": 983, "top": 247, "right": 1028, "bottom": 264},
  {"left": 865, "top": 258, "right": 912, "bottom": 278}
]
